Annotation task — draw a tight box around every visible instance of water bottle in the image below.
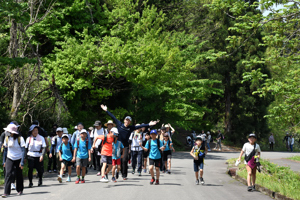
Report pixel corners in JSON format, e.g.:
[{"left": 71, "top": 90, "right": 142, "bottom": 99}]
[{"left": 235, "top": 159, "right": 241, "bottom": 166}]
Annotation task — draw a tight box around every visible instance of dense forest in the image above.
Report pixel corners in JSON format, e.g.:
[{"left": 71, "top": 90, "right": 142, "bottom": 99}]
[{"left": 0, "top": 0, "right": 299, "bottom": 146}]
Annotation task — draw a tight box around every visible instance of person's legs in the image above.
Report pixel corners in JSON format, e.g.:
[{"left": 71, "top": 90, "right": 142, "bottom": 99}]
[
  {"left": 101, "top": 163, "right": 107, "bottom": 176},
  {"left": 105, "top": 165, "right": 112, "bottom": 175},
  {"left": 121, "top": 147, "right": 129, "bottom": 178},
  {"left": 194, "top": 163, "right": 199, "bottom": 180},
  {"left": 251, "top": 167, "right": 256, "bottom": 186},
  {"left": 67, "top": 165, "right": 72, "bottom": 176},
  {"left": 149, "top": 165, "right": 154, "bottom": 178},
  {"left": 137, "top": 151, "right": 143, "bottom": 173},
  {"left": 35, "top": 158, "right": 43, "bottom": 185},
  {"left": 131, "top": 151, "right": 137, "bottom": 172},
  {"left": 82, "top": 167, "right": 86, "bottom": 177},
  {"left": 92, "top": 151, "right": 96, "bottom": 169},
  {"left": 56, "top": 153, "right": 61, "bottom": 173},
  {"left": 112, "top": 164, "right": 116, "bottom": 177},
  {"left": 246, "top": 165, "right": 252, "bottom": 186},
  {"left": 53, "top": 151, "right": 57, "bottom": 171},
  {"left": 155, "top": 167, "right": 160, "bottom": 180},
  {"left": 96, "top": 155, "right": 101, "bottom": 172},
  {"left": 4, "top": 158, "right": 14, "bottom": 195},
  {"left": 168, "top": 158, "right": 171, "bottom": 171},
  {"left": 60, "top": 162, "right": 66, "bottom": 177},
  {"left": 47, "top": 151, "right": 52, "bottom": 171},
  {"left": 195, "top": 171, "right": 199, "bottom": 180},
  {"left": 219, "top": 140, "right": 222, "bottom": 150},
  {"left": 14, "top": 159, "right": 23, "bottom": 193},
  {"left": 207, "top": 142, "right": 210, "bottom": 150},
  {"left": 27, "top": 157, "right": 34, "bottom": 185},
  {"left": 200, "top": 169, "right": 204, "bottom": 178},
  {"left": 290, "top": 145, "right": 293, "bottom": 152},
  {"left": 143, "top": 158, "right": 147, "bottom": 170}
]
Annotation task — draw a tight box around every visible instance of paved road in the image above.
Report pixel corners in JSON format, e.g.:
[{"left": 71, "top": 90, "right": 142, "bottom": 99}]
[{"left": 1, "top": 151, "right": 299, "bottom": 200}]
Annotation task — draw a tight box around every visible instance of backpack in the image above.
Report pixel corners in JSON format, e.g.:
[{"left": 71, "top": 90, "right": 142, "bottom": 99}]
[
  {"left": 59, "top": 142, "right": 73, "bottom": 155},
  {"left": 5, "top": 136, "right": 21, "bottom": 146},
  {"left": 148, "top": 139, "right": 161, "bottom": 155}
]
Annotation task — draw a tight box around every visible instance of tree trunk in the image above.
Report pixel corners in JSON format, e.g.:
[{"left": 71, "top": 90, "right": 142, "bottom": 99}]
[
  {"left": 9, "top": 19, "right": 21, "bottom": 119},
  {"left": 224, "top": 72, "right": 231, "bottom": 135}
]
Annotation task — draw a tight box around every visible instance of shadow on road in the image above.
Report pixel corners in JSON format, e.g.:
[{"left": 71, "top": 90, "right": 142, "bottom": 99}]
[
  {"left": 203, "top": 184, "right": 223, "bottom": 187},
  {"left": 162, "top": 183, "right": 181, "bottom": 186},
  {"left": 105, "top": 184, "right": 143, "bottom": 188}
]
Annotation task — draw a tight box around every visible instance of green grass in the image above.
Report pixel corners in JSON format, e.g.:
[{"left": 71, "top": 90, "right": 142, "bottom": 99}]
[
  {"left": 287, "top": 155, "right": 300, "bottom": 162},
  {"left": 227, "top": 158, "right": 300, "bottom": 200}
]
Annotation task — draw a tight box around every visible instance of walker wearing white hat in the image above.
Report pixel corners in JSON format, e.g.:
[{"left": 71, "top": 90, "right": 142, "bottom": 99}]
[
  {"left": 63, "top": 128, "right": 68, "bottom": 134},
  {"left": 104, "top": 120, "right": 116, "bottom": 127},
  {"left": 3, "top": 124, "right": 19, "bottom": 135}
]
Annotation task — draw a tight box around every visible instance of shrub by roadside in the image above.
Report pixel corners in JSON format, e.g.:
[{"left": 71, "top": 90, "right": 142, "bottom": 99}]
[{"left": 286, "top": 156, "right": 300, "bottom": 162}]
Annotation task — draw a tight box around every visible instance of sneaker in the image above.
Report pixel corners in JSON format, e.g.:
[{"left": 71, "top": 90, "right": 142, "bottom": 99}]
[
  {"left": 132, "top": 169, "right": 135, "bottom": 174},
  {"left": 100, "top": 176, "right": 109, "bottom": 183},
  {"left": 167, "top": 171, "right": 171, "bottom": 174},
  {"left": 38, "top": 179, "right": 43, "bottom": 186},
  {"left": 248, "top": 186, "right": 253, "bottom": 192},
  {"left": 17, "top": 192, "right": 23, "bottom": 196},
  {"left": 112, "top": 177, "right": 117, "bottom": 183},
  {"left": 143, "top": 169, "right": 147, "bottom": 173},
  {"left": 195, "top": 179, "right": 199, "bottom": 185},
  {"left": 11, "top": 183, "right": 16, "bottom": 190},
  {"left": 162, "top": 170, "right": 165, "bottom": 173},
  {"left": 219, "top": 149, "right": 221, "bottom": 151},
  {"left": 252, "top": 185, "right": 256, "bottom": 191},
  {"left": 138, "top": 172, "right": 141, "bottom": 176},
  {"left": 57, "top": 176, "right": 62, "bottom": 183},
  {"left": 200, "top": 177, "right": 205, "bottom": 185},
  {"left": 75, "top": 178, "right": 80, "bottom": 184},
  {"left": 123, "top": 177, "right": 127, "bottom": 180},
  {"left": 96, "top": 172, "right": 101, "bottom": 176},
  {"left": 155, "top": 180, "right": 159, "bottom": 185},
  {"left": 66, "top": 177, "right": 71, "bottom": 182},
  {"left": 48, "top": 170, "right": 52, "bottom": 173},
  {"left": 81, "top": 179, "right": 85, "bottom": 183},
  {"left": 2, "top": 194, "right": 8, "bottom": 198},
  {"left": 62, "top": 173, "right": 65, "bottom": 177},
  {"left": 116, "top": 172, "right": 119, "bottom": 179},
  {"left": 28, "top": 183, "right": 33, "bottom": 188},
  {"left": 128, "top": 159, "right": 131, "bottom": 164},
  {"left": 150, "top": 178, "right": 155, "bottom": 185}
]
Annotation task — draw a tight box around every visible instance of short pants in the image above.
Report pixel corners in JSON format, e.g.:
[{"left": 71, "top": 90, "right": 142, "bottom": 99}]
[
  {"left": 62, "top": 159, "right": 73, "bottom": 167},
  {"left": 149, "top": 158, "right": 161, "bottom": 168},
  {"left": 143, "top": 150, "right": 149, "bottom": 158},
  {"left": 101, "top": 155, "right": 112, "bottom": 165},
  {"left": 194, "top": 162, "right": 204, "bottom": 172},
  {"left": 162, "top": 150, "right": 172, "bottom": 161},
  {"left": 112, "top": 158, "right": 121, "bottom": 166},
  {"left": 76, "top": 157, "right": 88, "bottom": 167}
]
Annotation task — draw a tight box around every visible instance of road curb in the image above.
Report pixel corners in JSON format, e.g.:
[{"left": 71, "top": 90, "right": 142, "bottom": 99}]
[{"left": 227, "top": 167, "right": 294, "bottom": 200}]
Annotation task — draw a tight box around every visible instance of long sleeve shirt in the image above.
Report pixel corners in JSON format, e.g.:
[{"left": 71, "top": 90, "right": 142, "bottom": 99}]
[{"left": 106, "top": 110, "right": 150, "bottom": 147}]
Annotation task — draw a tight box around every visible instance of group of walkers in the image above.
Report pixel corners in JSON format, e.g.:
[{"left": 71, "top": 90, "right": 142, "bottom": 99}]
[
  {"left": 0, "top": 104, "right": 178, "bottom": 197},
  {"left": 269, "top": 132, "right": 296, "bottom": 151}
]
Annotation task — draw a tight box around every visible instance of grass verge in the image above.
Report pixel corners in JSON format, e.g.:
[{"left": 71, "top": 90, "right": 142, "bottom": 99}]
[
  {"left": 227, "top": 157, "right": 300, "bottom": 200},
  {"left": 286, "top": 155, "right": 300, "bottom": 162}
]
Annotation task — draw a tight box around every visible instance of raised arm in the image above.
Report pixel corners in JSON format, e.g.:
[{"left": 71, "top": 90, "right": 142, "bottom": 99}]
[{"left": 101, "top": 104, "right": 122, "bottom": 126}]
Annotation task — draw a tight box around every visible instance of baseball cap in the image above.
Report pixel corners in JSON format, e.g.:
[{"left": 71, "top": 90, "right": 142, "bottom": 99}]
[
  {"left": 124, "top": 116, "right": 132, "bottom": 121},
  {"left": 195, "top": 136, "right": 203, "bottom": 141},
  {"left": 62, "top": 134, "right": 69, "bottom": 139},
  {"left": 163, "top": 133, "right": 169, "bottom": 137},
  {"left": 150, "top": 130, "right": 157, "bottom": 135},
  {"left": 56, "top": 127, "right": 63, "bottom": 132},
  {"left": 248, "top": 133, "right": 256, "bottom": 138},
  {"left": 110, "top": 127, "right": 119, "bottom": 136},
  {"left": 80, "top": 129, "right": 87, "bottom": 134}
]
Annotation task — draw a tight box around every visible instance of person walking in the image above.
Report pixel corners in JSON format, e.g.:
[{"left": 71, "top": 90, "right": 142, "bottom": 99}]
[
  {"left": 25, "top": 125, "right": 46, "bottom": 187},
  {"left": 92, "top": 121, "right": 107, "bottom": 175},
  {"left": 268, "top": 133, "right": 275, "bottom": 151},
  {"left": 288, "top": 135, "right": 294, "bottom": 152},
  {"left": 100, "top": 104, "right": 159, "bottom": 180},
  {"left": 129, "top": 126, "right": 143, "bottom": 176},
  {"left": 206, "top": 132, "right": 211, "bottom": 152},
  {"left": 2, "top": 124, "right": 26, "bottom": 197},
  {"left": 283, "top": 133, "right": 289, "bottom": 151},
  {"left": 214, "top": 130, "right": 223, "bottom": 151}
]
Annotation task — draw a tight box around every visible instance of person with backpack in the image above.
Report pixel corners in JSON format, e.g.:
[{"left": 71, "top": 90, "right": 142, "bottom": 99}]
[
  {"left": 190, "top": 135, "right": 207, "bottom": 185},
  {"left": 237, "top": 133, "right": 261, "bottom": 192},
  {"left": 58, "top": 134, "right": 74, "bottom": 183},
  {"left": 72, "top": 129, "right": 91, "bottom": 184},
  {"left": 288, "top": 135, "right": 294, "bottom": 152},
  {"left": 111, "top": 131, "right": 124, "bottom": 182},
  {"left": 0, "top": 121, "right": 20, "bottom": 191},
  {"left": 49, "top": 127, "right": 64, "bottom": 174},
  {"left": 91, "top": 121, "right": 107, "bottom": 174},
  {"left": 100, "top": 104, "right": 159, "bottom": 180},
  {"left": 162, "top": 133, "right": 175, "bottom": 174},
  {"left": 71, "top": 123, "right": 91, "bottom": 147},
  {"left": 139, "top": 130, "right": 165, "bottom": 185},
  {"left": 2, "top": 124, "right": 26, "bottom": 197},
  {"left": 92, "top": 127, "right": 117, "bottom": 183},
  {"left": 129, "top": 125, "right": 144, "bottom": 176},
  {"left": 214, "top": 130, "right": 223, "bottom": 151},
  {"left": 25, "top": 125, "right": 46, "bottom": 188}
]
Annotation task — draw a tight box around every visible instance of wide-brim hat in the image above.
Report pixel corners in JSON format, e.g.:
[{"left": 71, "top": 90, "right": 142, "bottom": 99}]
[
  {"left": 4, "top": 124, "right": 18, "bottom": 134},
  {"left": 104, "top": 120, "right": 116, "bottom": 127},
  {"left": 62, "top": 127, "right": 68, "bottom": 134}
]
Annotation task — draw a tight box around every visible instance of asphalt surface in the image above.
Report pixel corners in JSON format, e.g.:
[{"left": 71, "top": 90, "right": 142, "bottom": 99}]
[{"left": 1, "top": 151, "right": 299, "bottom": 200}]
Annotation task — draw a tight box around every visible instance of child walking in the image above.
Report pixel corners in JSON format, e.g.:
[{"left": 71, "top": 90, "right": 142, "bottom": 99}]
[
  {"left": 72, "top": 129, "right": 91, "bottom": 184},
  {"left": 111, "top": 133, "right": 124, "bottom": 182},
  {"left": 58, "top": 134, "right": 74, "bottom": 183},
  {"left": 162, "top": 133, "right": 175, "bottom": 174},
  {"left": 140, "top": 130, "right": 165, "bottom": 185},
  {"left": 190, "top": 136, "right": 207, "bottom": 185},
  {"left": 142, "top": 133, "right": 150, "bottom": 173},
  {"left": 237, "top": 133, "right": 261, "bottom": 192}
]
